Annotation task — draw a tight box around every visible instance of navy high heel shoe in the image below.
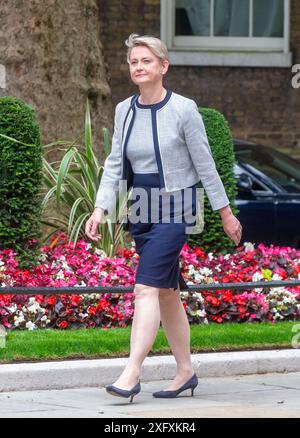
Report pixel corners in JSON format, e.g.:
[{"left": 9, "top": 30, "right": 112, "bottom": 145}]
[
  {"left": 105, "top": 381, "right": 141, "bottom": 403},
  {"left": 152, "top": 374, "right": 198, "bottom": 398}
]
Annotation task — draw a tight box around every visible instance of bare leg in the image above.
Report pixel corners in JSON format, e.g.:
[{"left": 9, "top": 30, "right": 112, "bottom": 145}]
[
  {"left": 158, "top": 286, "right": 194, "bottom": 390},
  {"left": 112, "top": 283, "right": 161, "bottom": 390}
]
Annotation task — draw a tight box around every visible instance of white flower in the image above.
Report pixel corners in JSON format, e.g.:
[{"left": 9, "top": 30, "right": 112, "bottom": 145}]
[
  {"left": 27, "top": 303, "right": 41, "bottom": 314},
  {"left": 199, "top": 267, "right": 213, "bottom": 276},
  {"left": 244, "top": 242, "right": 255, "bottom": 252},
  {"left": 194, "top": 273, "right": 205, "bottom": 282},
  {"left": 194, "top": 292, "right": 204, "bottom": 302},
  {"left": 38, "top": 253, "right": 47, "bottom": 262},
  {"left": 208, "top": 252, "right": 214, "bottom": 260},
  {"left": 224, "top": 254, "right": 230, "bottom": 260},
  {"left": 252, "top": 271, "right": 264, "bottom": 282},
  {"left": 14, "top": 314, "right": 25, "bottom": 325},
  {"left": 7, "top": 304, "right": 17, "bottom": 314},
  {"left": 94, "top": 247, "right": 112, "bottom": 257},
  {"left": 55, "top": 269, "right": 65, "bottom": 280},
  {"left": 60, "top": 261, "right": 74, "bottom": 272},
  {"left": 272, "top": 273, "right": 282, "bottom": 281},
  {"left": 41, "top": 315, "right": 48, "bottom": 321},
  {"left": 75, "top": 281, "right": 87, "bottom": 287},
  {"left": 26, "top": 321, "right": 37, "bottom": 331},
  {"left": 0, "top": 261, "right": 4, "bottom": 266}
]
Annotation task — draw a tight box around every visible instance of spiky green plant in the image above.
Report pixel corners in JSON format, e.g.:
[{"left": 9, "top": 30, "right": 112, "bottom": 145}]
[{"left": 41, "top": 98, "right": 130, "bottom": 257}]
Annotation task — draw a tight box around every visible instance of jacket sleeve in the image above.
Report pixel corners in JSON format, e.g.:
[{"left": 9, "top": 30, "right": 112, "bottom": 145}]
[
  {"left": 183, "top": 99, "right": 230, "bottom": 211},
  {"left": 94, "top": 102, "right": 123, "bottom": 215}
]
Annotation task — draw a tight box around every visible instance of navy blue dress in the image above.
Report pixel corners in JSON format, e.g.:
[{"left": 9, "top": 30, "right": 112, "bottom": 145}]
[
  {"left": 123, "top": 90, "right": 197, "bottom": 290},
  {"left": 128, "top": 173, "right": 197, "bottom": 290}
]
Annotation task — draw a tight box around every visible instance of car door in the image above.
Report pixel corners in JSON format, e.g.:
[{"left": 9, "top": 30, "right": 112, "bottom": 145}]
[
  {"left": 273, "top": 193, "right": 300, "bottom": 248},
  {"left": 234, "top": 164, "right": 277, "bottom": 246}
]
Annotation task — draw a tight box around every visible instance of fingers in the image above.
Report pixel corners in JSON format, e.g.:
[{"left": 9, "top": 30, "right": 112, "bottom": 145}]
[
  {"left": 234, "top": 224, "right": 243, "bottom": 245},
  {"left": 85, "top": 218, "right": 102, "bottom": 242}
]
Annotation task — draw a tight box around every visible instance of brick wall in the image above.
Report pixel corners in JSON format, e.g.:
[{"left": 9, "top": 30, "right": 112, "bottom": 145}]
[{"left": 99, "top": 0, "right": 300, "bottom": 155}]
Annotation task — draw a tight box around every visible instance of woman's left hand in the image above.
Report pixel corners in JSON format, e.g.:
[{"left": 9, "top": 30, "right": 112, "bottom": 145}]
[{"left": 221, "top": 212, "right": 243, "bottom": 246}]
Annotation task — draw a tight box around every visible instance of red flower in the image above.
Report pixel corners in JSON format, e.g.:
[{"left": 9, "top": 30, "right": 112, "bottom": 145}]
[
  {"left": 96, "top": 299, "right": 110, "bottom": 311},
  {"left": 222, "top": 290, "right": 233, "bottom": 302},
  {"left": 244, "top": 251, "right": 254, "bottom": 262},
  {"left": 234, "top": 296, "right": 246, "bottom": 306},
  {"left": 212, "top": 315, "right": 223, "bottom": 323},
  {"left": 195, "top": 248, "right": 206, "bottom": 259},
  {"left": 58, "top": 321, "right": 68, "bottom": 329},
  {"left": 88, "top": 306, "right": 97, "bottom": 315},
  {"left": 71, "top": 295, "right": 82, "bottom": 306},
  {"left": 46, "top": 296, "right": 57, "bottom": 306},
  {"left": 206, "top": 295, "right": 220, "bottom": 307}
]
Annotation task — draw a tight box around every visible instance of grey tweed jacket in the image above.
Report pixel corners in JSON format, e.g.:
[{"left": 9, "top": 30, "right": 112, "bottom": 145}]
[{"left": 94, "top": 89, "right": 229, "bottom": 215}]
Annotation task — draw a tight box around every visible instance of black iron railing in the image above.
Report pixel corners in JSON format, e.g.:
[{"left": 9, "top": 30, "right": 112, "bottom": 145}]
[{"left": 1, "top": 280, "right": 300, "bottom": 295}]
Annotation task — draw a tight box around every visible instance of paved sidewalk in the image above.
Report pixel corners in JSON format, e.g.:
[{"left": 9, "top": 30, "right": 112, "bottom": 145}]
[
  {"left": 0, "top": 372, "right": 299, "bottom": 418},
  {"left": 1, "top": 349, "right": 300, "bottom": 392}
]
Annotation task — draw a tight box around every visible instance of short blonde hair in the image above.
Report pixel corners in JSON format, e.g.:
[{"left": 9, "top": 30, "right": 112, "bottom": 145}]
[{"left": 125, "top": 33, "right": 169, "bottom": 64}]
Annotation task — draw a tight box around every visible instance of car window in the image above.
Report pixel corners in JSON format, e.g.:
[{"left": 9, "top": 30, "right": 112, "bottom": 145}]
[
  {"left": 235, "top": 147, "right": 300, "bottom": 193},
  {"left": 234, "top": 163, "right": 271, "bottom": 193}
]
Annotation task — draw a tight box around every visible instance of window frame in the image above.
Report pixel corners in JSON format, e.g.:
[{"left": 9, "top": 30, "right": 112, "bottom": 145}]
[{"left": 160, "top": 0, "right": 292, "bottom": 67}]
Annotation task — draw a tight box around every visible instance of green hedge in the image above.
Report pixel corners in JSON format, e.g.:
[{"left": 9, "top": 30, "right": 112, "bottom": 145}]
[
  {"left": 0, "top": 96, "right": 43, "bottom": 267},
  {"left": 187, "top": 107, "right": 239, "bottom": 254}
]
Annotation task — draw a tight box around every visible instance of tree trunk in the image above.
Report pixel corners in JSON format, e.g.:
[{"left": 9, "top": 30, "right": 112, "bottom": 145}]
[{"left": 0, "top": 0, "right": 112, "bottom": 161}]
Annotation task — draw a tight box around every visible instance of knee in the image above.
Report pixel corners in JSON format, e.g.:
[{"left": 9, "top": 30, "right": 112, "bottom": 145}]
[
  {"left": 134, "top": 283, "right": 159, "bottom": 298},
  {"left": 159, "top": 288, "right": 180, "bottom": 301}
]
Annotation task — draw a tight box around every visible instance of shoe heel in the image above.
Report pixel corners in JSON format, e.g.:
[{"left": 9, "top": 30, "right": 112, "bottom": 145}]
[
  {"left": 130, "top": 393, "right": 135, "bottom": 403},
  {"left": 191, "top": 384, "right": 198, "bottom": 397}
]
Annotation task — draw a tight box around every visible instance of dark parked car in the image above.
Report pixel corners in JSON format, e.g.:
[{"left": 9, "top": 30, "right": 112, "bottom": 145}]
[{"left": 233, "top": 139, "right": 300, "bottom": 248}]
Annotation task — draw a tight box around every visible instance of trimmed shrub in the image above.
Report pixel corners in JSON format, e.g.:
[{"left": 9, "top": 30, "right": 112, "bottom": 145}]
[
  {"left": 187, "top": 107, "right": 239, "bottom": 254},
  {"left": 0, "top": 96, "right": 43, "bottom": 268}
]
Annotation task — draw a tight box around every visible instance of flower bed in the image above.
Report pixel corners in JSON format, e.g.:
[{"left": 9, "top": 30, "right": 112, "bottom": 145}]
[{"left": 1, "top": 234, "right": 300, "bottom": 329}]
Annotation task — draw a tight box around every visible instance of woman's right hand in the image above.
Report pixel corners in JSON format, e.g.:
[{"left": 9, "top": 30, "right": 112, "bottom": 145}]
[{"left": 85, "top": 208, "right": 104, "bottom": 242}]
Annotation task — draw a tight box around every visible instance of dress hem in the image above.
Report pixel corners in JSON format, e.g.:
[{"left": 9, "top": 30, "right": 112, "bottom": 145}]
[{"left": 134, "top": 275, "right": 180, "bottom": 290}]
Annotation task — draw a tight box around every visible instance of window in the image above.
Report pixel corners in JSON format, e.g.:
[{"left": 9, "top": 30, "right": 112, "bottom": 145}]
[
  {"left": 236, "top": 146, "right": 300, "bottom": 193},
  {"left": 161, "top": 0, "right": 292, "bottom": 67}
]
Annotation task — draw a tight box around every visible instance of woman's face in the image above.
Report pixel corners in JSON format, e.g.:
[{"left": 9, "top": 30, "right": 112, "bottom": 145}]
[{"left": 129, "top": 45, "right": 169, "bottom": 88}]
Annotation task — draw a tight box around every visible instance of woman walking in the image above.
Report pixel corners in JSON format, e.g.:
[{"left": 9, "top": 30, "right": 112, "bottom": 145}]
[{"left": 85, "top": 33, "right": 242, "bottom": 402}]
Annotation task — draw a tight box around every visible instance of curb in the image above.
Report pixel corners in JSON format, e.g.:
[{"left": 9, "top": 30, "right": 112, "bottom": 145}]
[{"left": 0, "top": 349, "right": 300, "bottom": 392}]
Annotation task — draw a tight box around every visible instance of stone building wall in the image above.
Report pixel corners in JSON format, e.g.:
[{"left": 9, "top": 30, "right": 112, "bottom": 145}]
[{"left": 99, "top": 0, "right": 300, "bottom": 155}]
